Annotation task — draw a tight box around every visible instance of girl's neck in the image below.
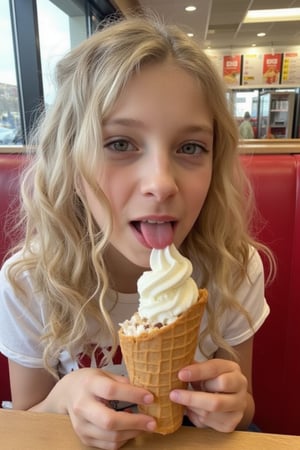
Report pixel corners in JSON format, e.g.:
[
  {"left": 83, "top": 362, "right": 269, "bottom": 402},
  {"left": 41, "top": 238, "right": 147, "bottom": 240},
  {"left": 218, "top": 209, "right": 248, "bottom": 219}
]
[{"left": 104, "top": 245, "right": 147, "bottom": 293}]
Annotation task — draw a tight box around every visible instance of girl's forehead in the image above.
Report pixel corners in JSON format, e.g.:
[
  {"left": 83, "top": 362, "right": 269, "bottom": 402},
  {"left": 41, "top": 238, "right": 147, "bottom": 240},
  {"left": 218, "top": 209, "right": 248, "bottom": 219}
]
[
  {"left": 102, "top": 64, "right": 213, "bottom": 141},
  {"left": 99, "top": 59, "right": 215, "bottom": 135},
  {"left": 111, "top": 62, "right": 204, "bottom": 106}
]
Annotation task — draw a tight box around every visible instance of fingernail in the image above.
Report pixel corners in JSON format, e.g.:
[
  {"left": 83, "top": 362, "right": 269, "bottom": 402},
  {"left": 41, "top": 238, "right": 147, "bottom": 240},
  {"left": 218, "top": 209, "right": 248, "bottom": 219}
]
[
  {"left": 143, "top": 394, "right": 154, "bottom": 404},
  {"left": 179, "top": 369, "right": 191, "bottom": 381},
  {"left": 170, "top": 390, "right": 179, "bottom": 401},
  {"left": 147, "top": 420, "right": 157, "bottom": 431}
]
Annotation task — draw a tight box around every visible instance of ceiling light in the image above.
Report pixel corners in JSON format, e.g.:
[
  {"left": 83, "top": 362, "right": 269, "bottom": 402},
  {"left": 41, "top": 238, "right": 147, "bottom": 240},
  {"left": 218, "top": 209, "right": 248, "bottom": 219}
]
[
  {"left": 257, "top": 32, "right": 266, "bottom": 37},
  {"left": 185, "top": 6, "right": 197, "bottom": 12},
  {"left": 244, "top": 8, "right": 300, "bottom": 23},
  {"left": 187, "top": 33, "right": 194, "bottom": 37}
]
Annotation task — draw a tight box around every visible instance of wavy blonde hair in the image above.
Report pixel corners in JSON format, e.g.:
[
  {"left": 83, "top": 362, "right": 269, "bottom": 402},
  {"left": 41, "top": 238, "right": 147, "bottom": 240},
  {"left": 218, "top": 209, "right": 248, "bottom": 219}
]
[{"left": 8, "top": 14, "right": 274, "bottom": 375}]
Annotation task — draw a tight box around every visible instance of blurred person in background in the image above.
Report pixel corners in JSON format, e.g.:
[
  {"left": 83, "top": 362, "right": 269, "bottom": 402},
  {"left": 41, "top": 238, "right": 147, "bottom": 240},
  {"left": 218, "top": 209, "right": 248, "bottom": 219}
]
[{"left": 239, "top": 111, "right": 254, "bottom": 139}]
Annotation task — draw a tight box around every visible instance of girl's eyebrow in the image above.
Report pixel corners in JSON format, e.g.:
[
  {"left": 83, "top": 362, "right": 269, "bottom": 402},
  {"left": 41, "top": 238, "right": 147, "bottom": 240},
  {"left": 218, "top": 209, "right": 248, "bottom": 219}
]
[
  {"left": 103, "top": 118, "right": 213, "bottom": 135},
  {"left": 103, "top": 118, "right": 146, "bottom": 128},
  {"left": 180, "top": 124, "right": 214, "bottom": 136}
]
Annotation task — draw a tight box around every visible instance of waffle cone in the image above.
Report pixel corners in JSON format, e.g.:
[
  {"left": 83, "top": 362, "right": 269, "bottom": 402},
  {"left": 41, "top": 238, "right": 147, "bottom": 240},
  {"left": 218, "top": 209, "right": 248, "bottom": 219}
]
[{"left": 118, "top": 288, "right": 208, "bottom": 434}]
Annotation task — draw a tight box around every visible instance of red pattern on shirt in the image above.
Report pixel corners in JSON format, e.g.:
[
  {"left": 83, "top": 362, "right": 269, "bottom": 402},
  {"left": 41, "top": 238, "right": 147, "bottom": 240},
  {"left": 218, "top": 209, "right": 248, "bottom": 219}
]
[{"left": 78, "top": 345, "right": 122, "bottom": 368}]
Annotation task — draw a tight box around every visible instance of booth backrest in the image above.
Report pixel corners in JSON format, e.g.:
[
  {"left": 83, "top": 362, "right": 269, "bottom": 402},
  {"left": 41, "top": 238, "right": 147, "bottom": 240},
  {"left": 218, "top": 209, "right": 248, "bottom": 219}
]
[
  {"left": 0, "top": 153, "right": 25, "bottom": 263},
  {"left": 0, "top": 152, "right": 300, "bottom": 435},
  {"left": 240, "top": 154, "right": 300, "bottom": 436},
  {"left": 0, "top": 153, "right": 25, "bottom": 404}
]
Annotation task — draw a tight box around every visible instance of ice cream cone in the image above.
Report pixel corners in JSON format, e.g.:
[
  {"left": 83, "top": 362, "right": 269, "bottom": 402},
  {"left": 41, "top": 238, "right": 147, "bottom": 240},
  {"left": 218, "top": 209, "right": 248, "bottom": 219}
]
[{"left": 118, "top": 288, "right": 208, "bottom": 434}]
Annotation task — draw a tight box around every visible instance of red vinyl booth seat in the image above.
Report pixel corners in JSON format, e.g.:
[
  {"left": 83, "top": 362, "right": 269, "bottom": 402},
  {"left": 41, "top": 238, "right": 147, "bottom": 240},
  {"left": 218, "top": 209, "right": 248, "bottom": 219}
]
[
  {"left": 0, "top": 153, "right": 25, "bottom": 404},
  {"left": 241, "top": 154, "right": 300, "bottom": 436},
  {"left": 0, "top": 152, "right": 300, "bottom": 436}
]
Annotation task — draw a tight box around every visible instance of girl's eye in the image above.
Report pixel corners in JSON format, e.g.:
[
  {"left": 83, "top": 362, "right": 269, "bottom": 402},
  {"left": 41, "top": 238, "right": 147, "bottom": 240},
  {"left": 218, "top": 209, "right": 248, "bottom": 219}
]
[
  {"left": 179, "top": 142, "right": 207, "bottom": 155},
  {"left": 105, "top": 139, "right": 135, "bottom": 152}
]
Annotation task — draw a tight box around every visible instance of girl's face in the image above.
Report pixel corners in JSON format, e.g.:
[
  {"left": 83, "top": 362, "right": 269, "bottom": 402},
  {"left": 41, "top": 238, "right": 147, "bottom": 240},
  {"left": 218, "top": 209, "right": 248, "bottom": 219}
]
[{"left": 82, "top": 61, "right": 213, "bottom": 272}]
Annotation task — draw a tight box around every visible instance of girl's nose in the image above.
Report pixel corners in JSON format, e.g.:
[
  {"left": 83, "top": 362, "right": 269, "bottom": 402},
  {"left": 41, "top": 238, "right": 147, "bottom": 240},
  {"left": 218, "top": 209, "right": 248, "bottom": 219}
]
[{"left": 140, "top": 154, "right": 179, "bottom": 202}]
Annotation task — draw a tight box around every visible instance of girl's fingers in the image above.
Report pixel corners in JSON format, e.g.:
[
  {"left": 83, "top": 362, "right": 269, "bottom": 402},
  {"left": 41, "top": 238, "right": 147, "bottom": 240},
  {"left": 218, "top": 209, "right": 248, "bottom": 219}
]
[
  {"left": 197, "top": 371, "right": 247, "bottom": 394},
  {"left": 89, "top": 371, "right": 154, "bottom": 406},
  {"left": 178, "top": 359, "right": 241, "bottom": 383},
  {"left": 170, "top": 387, "right": 245, "bottom": 413},
  {"left": 187, "top": 408, "right": 242, "bottom": 433},
  {"left": 177, "top": 359, "right": 248, "bottom": 396},
  {"left": 75, "top": 417, "right": 143, "bottom": 447},
  {"left": 76, "top": 400, "right": 156, "bottom": 433},
  {"left": 170, "top": 388, "right": 222, "bottom": 411},
  {"left": 103, "top": 372, "right": 130, "bottom": 384}
]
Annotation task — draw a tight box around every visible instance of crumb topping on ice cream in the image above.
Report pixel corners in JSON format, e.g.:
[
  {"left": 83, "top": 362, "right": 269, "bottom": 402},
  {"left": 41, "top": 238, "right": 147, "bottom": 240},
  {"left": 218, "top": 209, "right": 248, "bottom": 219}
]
[{"left": 120, "top": 244, "right": 199, "bottom": 336}]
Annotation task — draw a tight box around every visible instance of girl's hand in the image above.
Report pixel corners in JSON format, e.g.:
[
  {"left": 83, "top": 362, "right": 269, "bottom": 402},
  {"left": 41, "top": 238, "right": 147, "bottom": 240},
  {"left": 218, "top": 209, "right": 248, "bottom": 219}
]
[
  {"left": 48, "top": 368, "right": 157, "bottom": 449},
  {"left": 169, "top": 359, "right": 248, "bottom": 432}
]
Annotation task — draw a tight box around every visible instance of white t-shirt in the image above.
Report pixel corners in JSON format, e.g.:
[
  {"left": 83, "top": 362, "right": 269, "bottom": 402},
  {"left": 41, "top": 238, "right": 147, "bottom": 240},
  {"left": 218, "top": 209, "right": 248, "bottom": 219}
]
[{"left": 0, "top": 248, "right": 269, "bottom": 378}]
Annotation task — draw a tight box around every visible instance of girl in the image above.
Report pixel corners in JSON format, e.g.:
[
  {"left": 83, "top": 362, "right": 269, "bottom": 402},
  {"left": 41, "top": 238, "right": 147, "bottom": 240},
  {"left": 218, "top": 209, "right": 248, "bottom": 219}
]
[{"left": 0, "top": 14, "right": 273, "bottom": 450}]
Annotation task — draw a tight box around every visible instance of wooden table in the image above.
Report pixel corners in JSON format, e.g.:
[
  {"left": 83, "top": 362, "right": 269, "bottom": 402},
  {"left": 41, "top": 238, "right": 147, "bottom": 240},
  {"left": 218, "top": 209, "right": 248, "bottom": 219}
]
[{"left": 1, "top": 409, "right": 300, "bottom": 449}]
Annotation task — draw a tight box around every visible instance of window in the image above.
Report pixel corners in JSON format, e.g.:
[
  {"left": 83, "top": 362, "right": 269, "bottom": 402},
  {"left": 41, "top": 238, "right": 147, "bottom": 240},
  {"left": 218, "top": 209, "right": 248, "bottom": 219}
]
[
  {"left": 1, "top": 0, "right": 119, "bottom": 146},
  {"left": 36, "top": 0, "right": 87, "bottom": 106},
  {"left": 0, "top": 0, "right": 22, "bottom": 145}
]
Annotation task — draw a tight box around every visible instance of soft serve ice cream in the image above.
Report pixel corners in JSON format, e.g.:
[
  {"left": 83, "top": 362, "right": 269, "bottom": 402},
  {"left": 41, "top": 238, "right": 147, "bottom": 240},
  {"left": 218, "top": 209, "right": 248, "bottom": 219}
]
[
  {"left": 120, "top": 244, "right": 199, "bottom": 335},
  {"left": 118, "top": 243, "right": 208, "bottom": 434}
]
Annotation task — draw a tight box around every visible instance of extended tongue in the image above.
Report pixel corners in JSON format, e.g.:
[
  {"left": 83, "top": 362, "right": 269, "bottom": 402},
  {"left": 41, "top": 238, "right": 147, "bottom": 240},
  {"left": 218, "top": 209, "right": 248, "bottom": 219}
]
[{"left": 140, "top": 222, "right": 174, "bottom": 249}]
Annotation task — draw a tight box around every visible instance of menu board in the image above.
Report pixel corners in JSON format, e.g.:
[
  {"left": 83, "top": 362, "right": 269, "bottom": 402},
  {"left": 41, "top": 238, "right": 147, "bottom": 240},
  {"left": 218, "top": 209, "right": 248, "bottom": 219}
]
[
  {"left": 242, "top": 53, "right": 263, "bottom": 85},
  {"left": 241, "top": 53, "right": 282, "bottom": 85},
  {"left": 282, "top": 52, "right": 300, "bottom": 85},
  {"left": 205, "top": 47, "right": 300, "bottom": 87},
  {"left": 262, "top": 53, "right": 282, "bottom": 84},
  {"left": 223, "top": 55, "right": 241, "bottom": 85}
]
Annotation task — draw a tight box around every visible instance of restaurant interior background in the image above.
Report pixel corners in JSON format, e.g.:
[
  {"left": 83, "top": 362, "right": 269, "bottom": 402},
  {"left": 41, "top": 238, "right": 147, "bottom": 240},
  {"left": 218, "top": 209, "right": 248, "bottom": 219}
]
[{"left": 1, "top": 0, "right": 300, "bottom": 146}]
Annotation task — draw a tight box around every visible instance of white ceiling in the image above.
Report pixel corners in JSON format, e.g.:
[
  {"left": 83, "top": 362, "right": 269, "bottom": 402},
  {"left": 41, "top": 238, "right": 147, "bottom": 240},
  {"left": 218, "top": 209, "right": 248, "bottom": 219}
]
[{"left": 137, "top": 0, "right": 300, "bottom": 50}]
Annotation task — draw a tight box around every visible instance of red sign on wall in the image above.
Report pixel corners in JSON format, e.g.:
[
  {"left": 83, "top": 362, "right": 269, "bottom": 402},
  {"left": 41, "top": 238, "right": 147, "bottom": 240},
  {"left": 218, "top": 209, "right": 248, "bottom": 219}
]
[
  {"left": 262, "top": 53, "right": 282, "bottom": 84},
  {"left": 223, "top": 55, "right": 241, "bottom": 85}
]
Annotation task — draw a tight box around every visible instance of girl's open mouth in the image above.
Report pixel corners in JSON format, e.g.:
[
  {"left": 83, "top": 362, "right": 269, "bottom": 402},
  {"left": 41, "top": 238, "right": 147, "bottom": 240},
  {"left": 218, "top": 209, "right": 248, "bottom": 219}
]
[{"left": 131, "top": 220, "right": 176, "bottom": 249}]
